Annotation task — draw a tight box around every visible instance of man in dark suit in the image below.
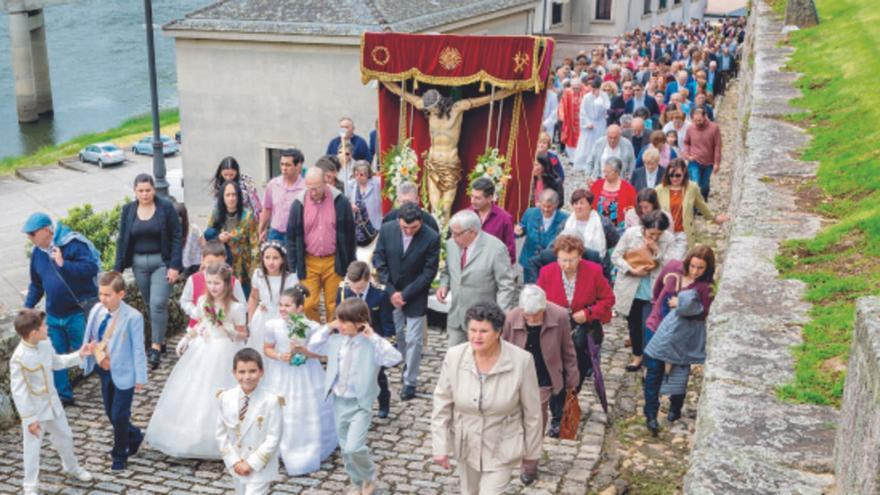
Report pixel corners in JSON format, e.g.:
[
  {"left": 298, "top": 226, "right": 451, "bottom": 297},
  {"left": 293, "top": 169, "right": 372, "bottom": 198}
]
[
  {"left": 381, "top": 181, "right": 439, "bottom": 233},
  {"left": 630, "top": 157, "right": 666, "bottom": 193},
  {"left": 625, "top": 83, "right": 661, "bottom": 125},
  {"left": 372, "top": 202, "right": 440, "bottom": 401},
  {"left": 336, "top": 261, "right": 396, "bottom": 417}
]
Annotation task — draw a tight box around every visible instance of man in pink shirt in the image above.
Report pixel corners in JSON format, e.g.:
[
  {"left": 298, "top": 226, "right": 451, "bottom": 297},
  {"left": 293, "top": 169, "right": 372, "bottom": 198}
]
[
  {"left": 683, "top": 107, "right": 722, "bottom": 201},
  {"left": 469, "top": 177, "right": 516, "bottom": 264},
  {"left": 285, "top": 167, "right": 356, "bottom": 321},
  {"left": 259, "top": 148, "right": 305, "bottom": 242}
]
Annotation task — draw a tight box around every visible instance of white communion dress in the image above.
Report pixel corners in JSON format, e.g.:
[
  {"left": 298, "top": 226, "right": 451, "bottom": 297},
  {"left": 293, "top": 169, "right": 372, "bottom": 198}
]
[
  {"left": 145, "top": 298, "right": 246, "bottom": 459},
  {"left": 263, "top": 316, "right": 338, "bottom": 475},
  {"left": 247, "top": 270, "right": 298, "bottom": 361}
]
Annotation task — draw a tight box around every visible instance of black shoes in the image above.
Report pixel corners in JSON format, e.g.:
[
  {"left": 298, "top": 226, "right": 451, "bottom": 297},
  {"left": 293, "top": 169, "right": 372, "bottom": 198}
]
[
  {"left": 625, "top": 358, "right": 643, "bottom": 372},
  {"left": 111, "top": 459, "right": 127, "bottom": 471},
  {"left": 400, "top": 385, "right": 416, "bottom": 401},
  {"left": 520, "top": 472, "right": 537, "bottom": 486},
  {"left": 667, "top": 409, "right": 682, "bottom": 423},
  {"left": 148, "top": 349, "right": 161, "bottom": 370},
  {"left": 60, "top": 398, "right": 76, "bottom": 408},
  {"left": 160, "top": 343, "right": 167, "bottom": 355},
  {"left": 646, "top": 418, "right": 659, "bottom": 436},
  {"left": 547, "top": 424, "right": 561, "bottom": 438},
  {"left": 377, "top": 408, "right": 389, "bottom": 419}
]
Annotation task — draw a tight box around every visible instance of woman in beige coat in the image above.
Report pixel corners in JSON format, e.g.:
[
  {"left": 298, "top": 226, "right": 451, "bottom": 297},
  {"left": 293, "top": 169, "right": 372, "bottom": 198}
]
[
  {"left": 432, "top": 302, "right": 543, "bottom": 495},
  {"left": 612, "top": 210, "right": 675, "bottom": 372}
]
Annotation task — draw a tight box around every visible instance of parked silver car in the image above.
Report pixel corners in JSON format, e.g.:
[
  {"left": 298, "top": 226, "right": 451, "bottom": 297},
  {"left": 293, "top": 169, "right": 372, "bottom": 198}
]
[
  {"left": 131, "top": 135, "right": 180, "bottom": 156},
  {"left": 78, "top": 142, "right": 125, "bottom": 168}
]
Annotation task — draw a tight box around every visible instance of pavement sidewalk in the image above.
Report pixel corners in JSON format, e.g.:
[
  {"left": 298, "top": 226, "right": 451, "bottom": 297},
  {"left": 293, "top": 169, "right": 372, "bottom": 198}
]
[{"left": 0, "top": 155, "right": 181, "bottom": 314}]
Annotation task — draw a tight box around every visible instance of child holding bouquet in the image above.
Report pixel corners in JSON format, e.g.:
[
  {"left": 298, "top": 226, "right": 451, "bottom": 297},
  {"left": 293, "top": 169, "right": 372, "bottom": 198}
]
[{"left": 263, "top": 285, "right": 337, "bottom": 475}]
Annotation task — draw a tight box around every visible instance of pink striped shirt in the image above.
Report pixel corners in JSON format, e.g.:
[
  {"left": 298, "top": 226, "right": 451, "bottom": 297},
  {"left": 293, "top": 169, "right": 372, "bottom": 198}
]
[{"left": 303, "top": 187, "right": 336, "bottom": 256}]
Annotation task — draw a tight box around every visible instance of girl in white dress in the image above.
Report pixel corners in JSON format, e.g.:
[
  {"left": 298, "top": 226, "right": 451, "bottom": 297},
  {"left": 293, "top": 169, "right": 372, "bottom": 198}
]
[
  {"left": 247, "top": 241, "right": 298, "bottom": 363},
  {"left": 145, "top": 263, "right": 247, "bottom": 459},
  {"left": 263, "top": 285, "right": 337, "bottom": 475}
]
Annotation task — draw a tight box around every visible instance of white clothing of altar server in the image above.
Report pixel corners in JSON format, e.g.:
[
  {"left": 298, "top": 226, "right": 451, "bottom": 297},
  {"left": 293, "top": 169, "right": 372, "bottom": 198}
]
[
  {"left": 247, "top": 269, "right": 298, "bottom": 361},
  {"left": 145, "top": 299, "right": 246, "bottom": 459},
  {"left": 574, "top": 91, "right": 610, "bottom": 171},
  {"left": 216, "top": 384, "right": 283, "bottom": 495},
  {"left": 10, "top": 340, "right": 89, "bottom": 495},
  {"left": 263, "top": 317, "right": 337, "bottom": 475}
]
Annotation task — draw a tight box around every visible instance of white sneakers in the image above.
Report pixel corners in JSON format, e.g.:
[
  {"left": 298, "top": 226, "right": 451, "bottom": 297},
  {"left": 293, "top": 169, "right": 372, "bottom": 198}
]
[{"left": 64, "top": 466, "right": 94, "bottom": 482}]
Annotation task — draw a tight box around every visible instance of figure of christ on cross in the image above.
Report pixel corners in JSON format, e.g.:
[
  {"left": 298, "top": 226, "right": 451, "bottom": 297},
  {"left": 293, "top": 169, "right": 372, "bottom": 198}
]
[{"left": 382, "top": 82, "right": 516, "bottom": 226}]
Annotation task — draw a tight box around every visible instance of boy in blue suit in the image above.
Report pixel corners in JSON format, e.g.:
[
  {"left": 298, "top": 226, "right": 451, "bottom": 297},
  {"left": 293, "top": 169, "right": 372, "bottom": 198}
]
[
  {"left": 82, "top": 271, "right": 148, "bottom": 471},
  {"left": 336, "top": 261, "right": 395, "bottom": 418}
]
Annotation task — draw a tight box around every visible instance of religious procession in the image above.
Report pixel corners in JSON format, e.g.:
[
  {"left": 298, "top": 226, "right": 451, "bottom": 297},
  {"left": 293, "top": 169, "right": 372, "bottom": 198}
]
[{"left": 8, "top": 13, "right": 746, "bottom": 495}]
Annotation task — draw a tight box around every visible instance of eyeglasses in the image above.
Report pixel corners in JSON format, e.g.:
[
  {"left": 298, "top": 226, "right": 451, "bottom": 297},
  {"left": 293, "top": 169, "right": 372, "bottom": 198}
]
[{"left": 669, "top": 173, "right": 684, "bottom": 178}]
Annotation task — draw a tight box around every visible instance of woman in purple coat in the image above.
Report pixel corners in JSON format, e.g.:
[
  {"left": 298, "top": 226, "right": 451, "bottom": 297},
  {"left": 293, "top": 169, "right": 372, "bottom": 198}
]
[{"left": 642, "top": 245, "right": 716, "bottom": 435}]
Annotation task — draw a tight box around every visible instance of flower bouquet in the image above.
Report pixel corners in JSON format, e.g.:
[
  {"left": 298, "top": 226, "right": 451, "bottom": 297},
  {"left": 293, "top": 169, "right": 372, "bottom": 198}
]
[
  {"left": 468, "top": 148, "right": 511, "bottom": 201},
  {"left": 287, "top": 313, "right": 310, "bottom": 366},
  {"left": 381, "top": 138, "right": 420, "bottom": 202}
]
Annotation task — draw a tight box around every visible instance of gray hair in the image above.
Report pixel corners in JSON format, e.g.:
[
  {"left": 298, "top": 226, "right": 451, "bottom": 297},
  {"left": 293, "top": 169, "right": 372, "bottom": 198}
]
[
  {"left": 449, "top": 209, "right": 482, "bottom": 233},
  {"left": 620, "top": 114, "right": 633, "bottom": 127},
  {"left": 539, "top": 188, "right": 559, "bottom": 206},
  {"left": 558, "top": 228, "right": 584, "bottom": 243},
  {"left": 397, "top": 181, "right": 418, "bottom": 197},
  {"left": 604, "top": 156, "right": 624, "bottom": 175},
  {"left": 519, "top": 285, "right": 548, "bottom": 315}
]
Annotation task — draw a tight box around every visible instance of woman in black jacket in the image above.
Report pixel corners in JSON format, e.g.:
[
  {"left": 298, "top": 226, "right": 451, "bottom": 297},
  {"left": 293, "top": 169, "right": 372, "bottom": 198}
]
[{"left": 114, "top": 173, "right": 183, "bottom": 369}]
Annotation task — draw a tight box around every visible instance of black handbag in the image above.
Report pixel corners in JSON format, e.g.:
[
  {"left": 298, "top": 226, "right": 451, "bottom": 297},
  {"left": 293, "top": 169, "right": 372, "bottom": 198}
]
[{"left": 353, "top": 187, "right": 378, "bottom": 247}]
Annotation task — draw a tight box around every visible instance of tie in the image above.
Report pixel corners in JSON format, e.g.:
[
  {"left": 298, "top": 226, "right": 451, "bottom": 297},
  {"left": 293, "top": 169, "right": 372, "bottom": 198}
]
[
  {"left": 402, "top": 234, "right": 411, "bottom": 253},
  {"left": 460, "top": 246, "right": 468, "bottom": 270},
  {"left": 239, "top": 394, "right": 249, "bottom": 421},
  {"left": 97, "top": 313, "right": 112, "bottom": 341}
]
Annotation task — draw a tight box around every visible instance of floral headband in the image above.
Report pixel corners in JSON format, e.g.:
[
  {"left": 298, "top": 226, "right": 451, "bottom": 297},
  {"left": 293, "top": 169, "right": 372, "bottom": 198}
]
[{"left": 260, "top": 240, "right": 287, "bottom": 256}]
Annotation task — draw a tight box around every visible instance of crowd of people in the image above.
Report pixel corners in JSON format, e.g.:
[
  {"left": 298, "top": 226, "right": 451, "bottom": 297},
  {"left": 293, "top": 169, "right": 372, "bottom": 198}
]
[{"left": 8, "top": 16, "right": 744, "bottom": 495}]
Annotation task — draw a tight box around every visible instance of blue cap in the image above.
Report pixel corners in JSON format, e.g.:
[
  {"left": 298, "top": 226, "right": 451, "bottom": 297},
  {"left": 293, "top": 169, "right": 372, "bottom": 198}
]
[{"left": 22, "top": 212, "right": 52, "bottom": 234}]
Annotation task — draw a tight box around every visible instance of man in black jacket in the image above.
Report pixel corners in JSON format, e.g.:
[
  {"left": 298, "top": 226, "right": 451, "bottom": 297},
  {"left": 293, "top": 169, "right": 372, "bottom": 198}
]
[
  {"left": 372, "top": 203, "right": 440, "bottom": 401},
  {"left": 381, "top": 181, "right": 439, "bottom": 232},
  {"left": 286, "top": 167, "right": 355, "bottom": 321}
]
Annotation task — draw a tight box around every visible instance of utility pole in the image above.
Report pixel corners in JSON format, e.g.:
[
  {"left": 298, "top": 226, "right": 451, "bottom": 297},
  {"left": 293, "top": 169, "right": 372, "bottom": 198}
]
[{"left": 143, "top": 0, "right": 168, "bottom": 197}]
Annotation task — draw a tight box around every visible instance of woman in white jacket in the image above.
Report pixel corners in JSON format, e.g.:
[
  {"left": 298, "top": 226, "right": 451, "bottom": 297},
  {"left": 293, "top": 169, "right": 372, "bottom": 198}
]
[{"left": 563, "top": 188, "right": 607, "bottom": 258}]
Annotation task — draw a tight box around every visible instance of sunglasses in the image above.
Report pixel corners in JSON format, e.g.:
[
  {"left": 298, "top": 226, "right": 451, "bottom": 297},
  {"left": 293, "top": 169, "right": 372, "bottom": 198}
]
[{"left": 669, "top": 173, "right": 684, "bottom": 178}]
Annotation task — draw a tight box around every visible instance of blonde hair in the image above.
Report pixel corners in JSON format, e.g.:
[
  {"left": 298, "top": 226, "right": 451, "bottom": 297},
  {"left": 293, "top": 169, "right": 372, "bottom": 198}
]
[{"left": 205, "top": 263, "right": 236, "bottom": 312}]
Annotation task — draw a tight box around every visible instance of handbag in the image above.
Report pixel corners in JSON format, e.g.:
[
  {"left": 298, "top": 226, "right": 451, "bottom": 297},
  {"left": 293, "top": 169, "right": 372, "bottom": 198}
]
[
  {"left": 559, "top": 388, "right": 581, "bottom": 440},
  {"left": 623, "top": 245, "right": 657, "bottom": 272},
  {"left": 353, "top": 187, "right": 378, "bottom": 247},
  {"left": 48, "top": 254, "right": 98, "bottom": 316}
]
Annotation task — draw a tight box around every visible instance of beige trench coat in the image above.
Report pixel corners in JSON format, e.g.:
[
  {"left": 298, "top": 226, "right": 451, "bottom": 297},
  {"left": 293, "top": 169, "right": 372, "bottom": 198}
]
[
  {"left": 611, "top": 225, "right": 675, "bottom": 315},
  {"left": 432, "top": 340, "right": 543, "bottom": 472}
]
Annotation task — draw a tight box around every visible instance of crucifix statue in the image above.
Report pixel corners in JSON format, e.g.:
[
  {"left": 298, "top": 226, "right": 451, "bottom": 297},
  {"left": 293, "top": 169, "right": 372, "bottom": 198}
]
[{"left": 382, "top": 82, "right": 516, "bottom": 226}]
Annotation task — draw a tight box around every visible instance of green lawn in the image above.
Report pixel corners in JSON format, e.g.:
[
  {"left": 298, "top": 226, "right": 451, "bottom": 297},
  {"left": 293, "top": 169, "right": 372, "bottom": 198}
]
[
  {"left": 775, "top": 0, "right": 880, "bottom": 406},
  {"left": 0, "top": 109, "right": 180, "bottom": 174}
]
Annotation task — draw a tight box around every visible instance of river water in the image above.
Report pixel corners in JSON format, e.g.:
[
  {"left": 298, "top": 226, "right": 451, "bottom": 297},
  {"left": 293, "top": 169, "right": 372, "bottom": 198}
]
[{"left": 0, "top": 0, "right": 209, "bottom": 160}]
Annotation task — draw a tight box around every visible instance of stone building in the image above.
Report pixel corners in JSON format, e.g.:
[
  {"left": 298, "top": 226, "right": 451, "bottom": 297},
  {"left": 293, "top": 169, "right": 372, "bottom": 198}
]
[
  {"left": 163, "top": 0, "right": 542, "bottom": 220},
  {"left": 535, "top": 0, "right": 707, "bottom": 37}
]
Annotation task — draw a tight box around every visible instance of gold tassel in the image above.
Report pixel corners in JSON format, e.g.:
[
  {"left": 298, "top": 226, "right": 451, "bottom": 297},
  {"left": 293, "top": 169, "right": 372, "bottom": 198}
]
[
  {"left": 480, "top": 80, "right": 486, "bottom": 92},
  {"left": 413, "top": 79, "right": 419, "bottom": 90}
]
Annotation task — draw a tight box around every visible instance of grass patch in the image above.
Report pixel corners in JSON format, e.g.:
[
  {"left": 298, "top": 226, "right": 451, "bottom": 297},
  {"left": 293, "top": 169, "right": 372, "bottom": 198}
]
[
  {"left": 768, "top": 0, "right": 787, "bottom": 16},
  {"left": 774, "top": 0, "right": 880, "bottom": 406},
  {"left": 0, "top": 109, "right": 180, "bottom": 174}
]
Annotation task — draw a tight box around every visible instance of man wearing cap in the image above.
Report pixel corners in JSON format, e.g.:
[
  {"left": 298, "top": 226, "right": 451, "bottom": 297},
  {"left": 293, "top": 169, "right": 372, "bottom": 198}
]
[{"left": 22, "top": 212, "right": 100, "bottom": 406}]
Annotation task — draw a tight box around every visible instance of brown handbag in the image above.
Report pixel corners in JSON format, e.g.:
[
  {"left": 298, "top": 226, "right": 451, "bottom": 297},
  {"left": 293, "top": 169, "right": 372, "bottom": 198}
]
[
  {"left": 623, "top": 245, "right": 657, "bottom": 272},
  {"left": 559, "top": 389, "right": 581, "bottom": 440}
]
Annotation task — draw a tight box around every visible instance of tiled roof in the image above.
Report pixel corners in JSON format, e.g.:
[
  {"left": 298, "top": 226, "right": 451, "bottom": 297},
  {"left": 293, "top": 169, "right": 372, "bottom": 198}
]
[{"left": 164, "top": 0, "right": 537, "bottom": 36}]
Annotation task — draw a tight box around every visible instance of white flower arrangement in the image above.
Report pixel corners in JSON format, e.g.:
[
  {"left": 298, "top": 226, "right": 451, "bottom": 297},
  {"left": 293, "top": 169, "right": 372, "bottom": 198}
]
[
  {"left": 382, "top": 139, "right": 420, "bottom": 202},
  {"left": 468, "top": 148, "right": 511, "bottom": 200}
]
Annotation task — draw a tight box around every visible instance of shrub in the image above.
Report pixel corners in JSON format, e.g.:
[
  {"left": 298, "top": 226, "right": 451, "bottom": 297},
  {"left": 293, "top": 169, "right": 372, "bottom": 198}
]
[{"left": 58, "top": 201, "right": 126, "bottom": 271}]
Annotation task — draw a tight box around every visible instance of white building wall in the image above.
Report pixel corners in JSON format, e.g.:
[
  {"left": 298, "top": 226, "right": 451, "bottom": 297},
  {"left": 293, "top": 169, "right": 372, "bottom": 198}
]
[{"left": 568, "top": 0, "right": 707, "bottom": 35}]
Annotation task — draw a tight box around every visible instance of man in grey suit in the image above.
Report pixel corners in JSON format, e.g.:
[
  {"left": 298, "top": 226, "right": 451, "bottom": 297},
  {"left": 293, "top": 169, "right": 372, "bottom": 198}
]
[
  {"left": 584, "top": 125, "right": 636, "bottom": 183},
  {"left": 436, "top": 210, "right": 516, "bottom": 346}
]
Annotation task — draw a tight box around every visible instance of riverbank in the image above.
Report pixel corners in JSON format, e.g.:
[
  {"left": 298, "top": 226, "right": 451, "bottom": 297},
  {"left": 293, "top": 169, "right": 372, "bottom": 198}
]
[{"left": 0, "top": 109, "right": 180, "bottom": 175}]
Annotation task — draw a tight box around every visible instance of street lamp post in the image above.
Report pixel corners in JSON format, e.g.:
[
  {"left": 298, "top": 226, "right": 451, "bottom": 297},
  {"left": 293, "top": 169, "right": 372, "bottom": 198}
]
[{"left": 143, "top": 0, "right": 168, "bottom": 197}]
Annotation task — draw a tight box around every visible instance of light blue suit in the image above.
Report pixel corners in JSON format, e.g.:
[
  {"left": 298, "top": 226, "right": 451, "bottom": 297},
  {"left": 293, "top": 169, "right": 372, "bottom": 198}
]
[
  {"left": 82, "top": 301, "right": 148, "bottom": 389},
  {"left": 308, "top": 326, "right": 401, "bottom": 486}
]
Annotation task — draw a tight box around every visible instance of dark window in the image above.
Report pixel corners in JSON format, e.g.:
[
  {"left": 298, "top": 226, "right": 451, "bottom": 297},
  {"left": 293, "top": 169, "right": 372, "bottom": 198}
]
[
  {"left": 551, "top": 2, "right": 563, "bottom": 24},
  {"left": 267, "top": 148, "right": 283, "bottom": 179},
  {"left": 644, "top": 0, "right": 651, "bottom": 14},
  {"left": 659, "top": 0, "right": 667, "bottom": 9},
  {"left": 674, "top": 0, "right": 681, "bottom": 4},
  {"left": 596, "top": 0, "right": 612, "bottom": 19}
]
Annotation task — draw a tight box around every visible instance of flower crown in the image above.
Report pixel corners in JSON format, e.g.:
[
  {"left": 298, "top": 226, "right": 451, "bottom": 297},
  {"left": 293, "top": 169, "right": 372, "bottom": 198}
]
[{"left": 260, "top": 240, "right": 287, "bottom": 256}]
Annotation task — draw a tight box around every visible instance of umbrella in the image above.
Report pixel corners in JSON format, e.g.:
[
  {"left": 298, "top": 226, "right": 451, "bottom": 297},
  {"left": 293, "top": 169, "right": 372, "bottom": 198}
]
[{"left": 586, "top": 331, "right": 608, "bottom": 414}]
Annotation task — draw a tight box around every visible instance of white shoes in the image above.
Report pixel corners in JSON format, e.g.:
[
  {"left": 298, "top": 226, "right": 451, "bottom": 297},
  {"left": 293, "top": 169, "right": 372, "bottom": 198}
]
[
  {"left": 361, "top": 478, "right": 378, "bottom": 495},
  {"left": 64, "top": 466, "right": 93, "bottom": 482}
]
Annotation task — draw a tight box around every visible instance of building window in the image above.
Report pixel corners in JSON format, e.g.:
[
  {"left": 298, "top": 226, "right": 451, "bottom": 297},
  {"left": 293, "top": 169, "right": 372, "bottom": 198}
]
[
  {"left": 595, "top": 0, "right": 612, "bottom": 19},
  {"left": 644, "top": 0, "right": 651, "bottom": 14},
  {"left": 267, "top": 147, "right": 284, "bottom": 179},
  {"left": 674, "top": 0, "right": 681, "bottom": 4},
  {"left": 551, "top": 2, "right": 563, "bottom": 25},
  {"left": 658, "top": 0, "right": 667, "bottom": 9}
]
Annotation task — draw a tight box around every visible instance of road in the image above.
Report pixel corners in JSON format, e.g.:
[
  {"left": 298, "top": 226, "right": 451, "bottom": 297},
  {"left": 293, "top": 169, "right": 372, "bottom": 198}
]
[{"left": 0, "top": 151, "right": 181, "bottom": 314}]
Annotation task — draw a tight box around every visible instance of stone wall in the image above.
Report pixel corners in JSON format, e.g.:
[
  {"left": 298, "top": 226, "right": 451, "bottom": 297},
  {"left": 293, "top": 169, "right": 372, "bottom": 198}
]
[
  {"left": 0, "top": 279, "right": 187, "bottom": 429},
  {"left": 834, "top": 297, "right": 880, "bottom": 495},
  {"left": 683, "top": 1, "right": 838, "bottom": 493}
]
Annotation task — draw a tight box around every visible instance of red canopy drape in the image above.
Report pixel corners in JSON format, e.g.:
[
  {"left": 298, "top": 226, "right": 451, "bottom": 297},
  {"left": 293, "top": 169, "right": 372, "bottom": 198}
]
[{"left": 361, "top": 33, "right": 555, "bottom": 220}]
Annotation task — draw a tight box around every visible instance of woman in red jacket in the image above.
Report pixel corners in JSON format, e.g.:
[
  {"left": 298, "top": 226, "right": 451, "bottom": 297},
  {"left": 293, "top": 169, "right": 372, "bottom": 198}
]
[
  {"left": 590, "top": 157, "right": 637, "bottom": 233},
  {"left": 537, "top": 234, "right": 615, "bottom": 432}
]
